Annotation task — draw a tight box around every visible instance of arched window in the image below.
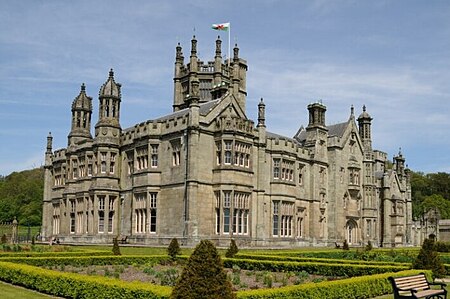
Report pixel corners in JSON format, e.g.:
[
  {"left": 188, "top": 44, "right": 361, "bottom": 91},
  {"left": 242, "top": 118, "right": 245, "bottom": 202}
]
[{"left": 346, "top": 219, "right": 358, "bottom": 245}]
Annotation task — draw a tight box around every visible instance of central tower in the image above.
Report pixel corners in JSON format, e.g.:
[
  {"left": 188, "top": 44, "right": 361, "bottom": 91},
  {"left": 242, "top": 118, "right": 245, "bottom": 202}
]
[{"left": 173, "top": 36, "right": 248, "bottom": 112}]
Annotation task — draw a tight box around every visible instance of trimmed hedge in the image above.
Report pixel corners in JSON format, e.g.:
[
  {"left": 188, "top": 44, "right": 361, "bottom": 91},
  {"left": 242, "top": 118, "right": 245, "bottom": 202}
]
[
  {"left": 224, "top": 258, "right": 410, "bottom": 277},
  {"left": 0, "top": 255, "right": 176, "bottom": 268},
  {"left": 0, "top": 250, "right": 110, "bottom": 258},
  {"left": 0, "top": 261, "right": 171, "bottom": 299},
  {"left": 237, "top": 269, "right": 431, "bottom": 299},
  {"left": 235, "top": 253, "right": 411, "bottom": 267}
]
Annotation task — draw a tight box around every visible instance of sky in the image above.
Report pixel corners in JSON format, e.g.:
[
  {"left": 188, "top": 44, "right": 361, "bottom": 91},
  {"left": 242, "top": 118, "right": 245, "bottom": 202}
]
[{"left": 1, "top": 0, "right": 449, "bottom": 176}]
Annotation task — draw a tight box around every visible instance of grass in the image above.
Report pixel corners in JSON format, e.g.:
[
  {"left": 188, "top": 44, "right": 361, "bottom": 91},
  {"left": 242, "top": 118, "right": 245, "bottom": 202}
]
[{"left": 0, "top": 281, "right": 58, "bottom": 298}]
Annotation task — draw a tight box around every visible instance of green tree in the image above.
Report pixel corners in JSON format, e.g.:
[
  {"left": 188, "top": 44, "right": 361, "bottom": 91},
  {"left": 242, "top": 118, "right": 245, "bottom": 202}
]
[
  {"left": 167, "top": 238, "right": 181, "bottom": 260},
  {"left": 413, "top": 238, "right": 446, "bottom": 278},
  {"left": 422, "top": 194, "right": 450, "bottom": 219},
  {"left": 0, "top": 168, "right": 44, "bottom": 225},
  {"left": 225, "top": 239, "right": 239, "bottom": 258},
  {"left": 112, "top": 237, "right": 121, "bottom": 255},
  {"left": 171, "top": 240, "right": 235, "bottom": 299}
]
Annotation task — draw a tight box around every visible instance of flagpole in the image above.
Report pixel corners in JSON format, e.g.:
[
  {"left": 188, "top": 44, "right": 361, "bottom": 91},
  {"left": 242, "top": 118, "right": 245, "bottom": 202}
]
[{"left": 228, "top": 23, "right": 231, "bottom": 68}]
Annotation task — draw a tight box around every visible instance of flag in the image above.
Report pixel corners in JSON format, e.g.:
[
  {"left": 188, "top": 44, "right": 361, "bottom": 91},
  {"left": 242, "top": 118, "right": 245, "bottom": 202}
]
[{"left": 212, "top": 22, "right": 230, "bottom": 31}]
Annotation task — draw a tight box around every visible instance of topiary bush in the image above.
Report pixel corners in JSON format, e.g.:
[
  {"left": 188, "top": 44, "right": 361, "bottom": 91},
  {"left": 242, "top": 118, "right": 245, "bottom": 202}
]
[
  {"left": 112, "top": 237, "right": 121, "bottom": 256},
  {"left": 413, "top": 238, "right": 445, "bottom": 278},
  {"left": 365, "top": 241, "right": 373, "bottom": 251},
  {"left": 342, "top": 240, "right": 349, "bottom": 250},
  {"left": 171, "top": 240, "right": 235, "bottom": 299},
  {"left": 225, "top": 239, "right": 239, "bottom": 258},
  {"left": 167, "top": 238, "right": 181, "bottom": 260}
]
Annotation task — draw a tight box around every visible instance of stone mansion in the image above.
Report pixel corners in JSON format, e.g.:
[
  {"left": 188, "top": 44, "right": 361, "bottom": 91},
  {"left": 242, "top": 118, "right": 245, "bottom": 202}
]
[{"left": 41, "top": 36, "right": 412, "bottom": 247}]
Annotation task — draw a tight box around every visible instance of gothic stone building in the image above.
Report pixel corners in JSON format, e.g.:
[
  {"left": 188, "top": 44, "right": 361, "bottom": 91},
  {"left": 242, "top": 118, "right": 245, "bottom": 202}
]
[{"left": 41, "top": 36, "right": 412, "bottom": 247}]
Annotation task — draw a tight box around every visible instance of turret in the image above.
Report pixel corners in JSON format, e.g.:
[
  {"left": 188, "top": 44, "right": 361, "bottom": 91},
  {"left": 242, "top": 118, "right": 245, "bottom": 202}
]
[
  {"left": 394, "top": 148, "right": 406, "bottom": 176},
  {"left": 305, "top": 101, "right": 328, "bottom": 158},
  {"left": 357, "top": 105, "right": 373, "bottom": 150},
  {"left": 173, "top": 42, "right": 184, "bottom": 111},
  {"left": 230, "top": 43, "right": 247, "bottom": 112},
  {"left": 94, "top": 69, "right": 122, "bottom": 145},
  {"left": 68, "top": 83, "right": 93, "bottom": 146}
]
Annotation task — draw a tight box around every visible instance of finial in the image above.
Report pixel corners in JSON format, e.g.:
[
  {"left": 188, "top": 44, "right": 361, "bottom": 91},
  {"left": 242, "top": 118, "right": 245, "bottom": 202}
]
[
  {"left": 191, "top": 35, "right": 197, "bottom": 55},
  {"left": 398, "top": 147, "right": 402, "bottom": 156},
  {"left": 109, "top": 68, "right": 114, "bottom": 78},
  {"left": 81, "top": 83, "right": 86, "bottom": 92},
  {"left": 215, "top": 36, "right": 222, "bottom": 56},
  {"left": 233, "top": 44, "right": 239, "bottom": 60},
  {"left": 258, "top": 98, "right": 266, "bottom": 127},
  {"left": 350, "top": 105, "right": 354, "bottom": 116},
  {"left": 46, "top": 132, "right": 53, "bottom": 153},
  {"left": 363, "top": 105, "right": 366, "bottom": 112}
]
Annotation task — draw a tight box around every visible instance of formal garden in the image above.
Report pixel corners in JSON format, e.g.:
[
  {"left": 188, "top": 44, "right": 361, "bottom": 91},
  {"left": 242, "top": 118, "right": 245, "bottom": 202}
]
[{"left": 0, "top": 237, "right": 448, "bottom": 298}]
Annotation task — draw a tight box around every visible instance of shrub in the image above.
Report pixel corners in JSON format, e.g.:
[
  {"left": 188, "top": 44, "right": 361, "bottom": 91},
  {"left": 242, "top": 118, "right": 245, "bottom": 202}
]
[
  {"left": 167, "top": 238, "right": 181, "bottom": 260},
  {"left": 413, "top": 238, "right": 446, "bottom": 278},
  {"left": 365, "top": 241, "right": 373, "bottom": 251},
  {"left": 1, "top": 234, "right": 7, "bottom": 244},
  {"left": 225, "top": 239, "right": 239, "bottom": 258},
  {"left": 171, "top": 240, "right": 235, "bottom": 299},
  {"left": 112, "top": 238, "right": 121, "bottom": 256},
  {"left": 342, "top": 240, "right": 349, "bottom": 250}
]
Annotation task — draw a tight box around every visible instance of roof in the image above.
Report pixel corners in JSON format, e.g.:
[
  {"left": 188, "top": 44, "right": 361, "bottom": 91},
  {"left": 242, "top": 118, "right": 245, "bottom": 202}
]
[
  {"left": 327, "top": 122, "right": 348, "bottom": 138},
  {"left": 155, "top": 99, "right": 221, "bottom": 122}
]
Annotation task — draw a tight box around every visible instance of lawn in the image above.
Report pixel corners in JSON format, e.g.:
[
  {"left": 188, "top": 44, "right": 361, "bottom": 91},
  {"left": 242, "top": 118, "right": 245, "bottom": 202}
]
[{"left": 0, "top": 281, "right": 58, "bottom": 299}]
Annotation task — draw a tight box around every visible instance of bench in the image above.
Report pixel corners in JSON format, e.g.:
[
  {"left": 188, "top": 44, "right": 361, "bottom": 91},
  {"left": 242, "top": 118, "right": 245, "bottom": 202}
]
[
  {"left": 388, "top": 273, "right": 447, "bottom": 299},
  {"left": 117, "top": 235, "right": 128, "bottom": 244}
]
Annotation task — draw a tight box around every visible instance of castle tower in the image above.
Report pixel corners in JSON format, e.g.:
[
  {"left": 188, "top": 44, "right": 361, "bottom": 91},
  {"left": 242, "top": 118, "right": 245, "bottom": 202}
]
[
  {"left": 94, "top": 69, "right": 122, "bottom": 145},
  {"left": 305, "top": 102, "right": 328, "bottom": 146},
  {"left": 394, "top": 148, "right": 406, "bottom": 177},
  {"left": 357, "top": 105, "right": 373, "bottom": 151},
  {"left": 68, "top": 83, "right": 93, "bottom": 146},
  {"left": 231, "top": 43, "right": 247, "bottom": 112},
  {"left": 172, "top": 36, "right": 247, "bottom": 112}
]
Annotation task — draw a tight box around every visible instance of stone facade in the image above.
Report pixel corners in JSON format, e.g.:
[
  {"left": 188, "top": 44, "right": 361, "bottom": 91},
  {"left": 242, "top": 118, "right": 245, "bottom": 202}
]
[{"left": 41, "top": 36, "right": 412, "bottom": 247}]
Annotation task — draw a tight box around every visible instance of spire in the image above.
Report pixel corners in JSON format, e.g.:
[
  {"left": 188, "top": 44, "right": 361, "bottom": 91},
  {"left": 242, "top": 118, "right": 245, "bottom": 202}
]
[
  {"left": 97, "top": 69, "right": 122, "bottom": 128},
  {"left": 68, "top": 83, "right": 93, "bottom": 146},
  {"left": 258, "top": 98, "right": 266, "bottom": 127},
  {"left": 99, "top": 68, "right": 121, "bottom": 99}
]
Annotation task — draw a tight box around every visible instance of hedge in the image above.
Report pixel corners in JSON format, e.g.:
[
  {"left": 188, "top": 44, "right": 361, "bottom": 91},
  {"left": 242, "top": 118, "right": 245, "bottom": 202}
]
[
  {"left": 235, "top": 253, "right": 411, "bottom": 267},
  {"left": 236, "top": 269, "right": 431, "bottom": 299},
  {"left": 0, "top": 261, "right": 171, "bottom": 299},
  {"left": 0, "top": 250, "right": 110, "bottom": 258},
  {"left": 224, "top": 258, "right": 410, "bottom": 277},
  {"left": 0, "top": 255, "right": 176, "bottom": 268}
]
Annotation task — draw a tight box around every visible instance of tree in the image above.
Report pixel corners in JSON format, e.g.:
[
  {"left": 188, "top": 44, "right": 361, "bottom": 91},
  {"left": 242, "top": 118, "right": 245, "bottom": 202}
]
[
  {"left": 413, "top": 238, "right": 445, "bottom": 278},
  {"left": 167, "top": 238, "right": 181, "bottom": 260},
  {"left": 171, "top": 240, "right": 235, "bottom": 299},
  {"left": 422, "top": 194, "right": 450, "bottom": 219},
  {"left": 225, "top": 239, "right": 238, "bottom": 258},
  {"left": 342, "top": 239, "right": 349, "bottom": 250},
  {"left": 112, "top": 237, "right": 121, "bottom": 255}
]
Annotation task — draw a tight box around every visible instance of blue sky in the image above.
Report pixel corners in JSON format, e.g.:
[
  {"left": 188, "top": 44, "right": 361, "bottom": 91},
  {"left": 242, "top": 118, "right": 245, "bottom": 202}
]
[{"left": 1, "top": 0, "right": 449, "bottom": 176}]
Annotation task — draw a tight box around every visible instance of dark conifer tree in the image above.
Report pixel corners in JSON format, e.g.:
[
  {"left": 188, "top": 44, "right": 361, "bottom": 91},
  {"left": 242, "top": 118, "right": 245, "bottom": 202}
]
[
  {"left": 171, "top": 240, "right": 235, "bottom": 299},
  {"left": 413, "top": 238, "right": 445, "bottom": 278},
  {"left": 225, "top": 239, "right": 239, "bottom": 258},
  {"left": 167, "top": 238, "right": 181, "bottom": 260}
]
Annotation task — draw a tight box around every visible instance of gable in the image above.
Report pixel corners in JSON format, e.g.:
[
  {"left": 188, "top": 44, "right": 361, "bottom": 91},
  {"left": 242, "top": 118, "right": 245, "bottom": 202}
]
[{"left": 202, "top": 93, "right": 247, "bottom": 125}]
